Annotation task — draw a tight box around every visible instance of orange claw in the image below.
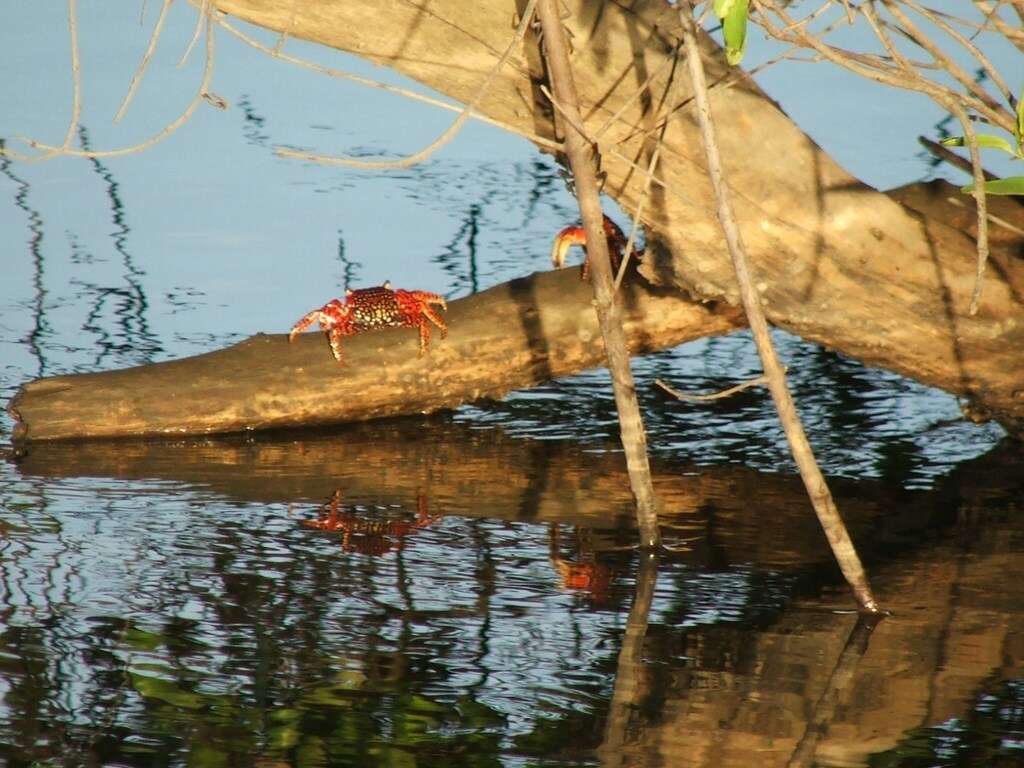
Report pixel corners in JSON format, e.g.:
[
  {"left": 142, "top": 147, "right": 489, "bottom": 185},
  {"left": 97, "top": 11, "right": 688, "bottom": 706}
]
[
  {"left": 551, "top": 225, "right": 588, "bottom": 269},
  {"left": 550, "top": 214, "right": 633, "bottom": 279}
]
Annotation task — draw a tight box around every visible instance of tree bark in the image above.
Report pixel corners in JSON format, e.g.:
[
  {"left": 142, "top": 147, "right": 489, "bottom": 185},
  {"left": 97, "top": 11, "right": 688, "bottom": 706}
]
[
  {"left": 196, "top": 0, "right": 1024, "bottom": 434},
  {"left": 536, "top": 0, "right": 661, "bottom": 547},
  {"left": 8, "top": 268, "right": 741, "bottom": 441}
]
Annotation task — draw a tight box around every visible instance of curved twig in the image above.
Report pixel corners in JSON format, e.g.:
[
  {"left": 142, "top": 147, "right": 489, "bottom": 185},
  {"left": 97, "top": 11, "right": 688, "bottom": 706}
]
[
  {"left": 15, "top": 6, "right": 215, "bottom": 161},
  {"left": 655, "top": 374, "right": 770, "bottom": 402},
  {"left": 178, "top": 0, "right": 211, "bottom": 67},
  {"left": 114, "top": 0, "right": 173, "bottom": 122},
  {"left": 214, "top": 14, "right": 561, "bottom": 152},
  {"left": 275, "top": 0, "right": 539, "bottom": 169}
]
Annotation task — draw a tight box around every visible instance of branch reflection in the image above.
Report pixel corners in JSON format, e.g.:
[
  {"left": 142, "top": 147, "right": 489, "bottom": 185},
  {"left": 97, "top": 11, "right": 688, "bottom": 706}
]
[{"left": 5, "top": 423, "right": 1024, "bottom": 766}]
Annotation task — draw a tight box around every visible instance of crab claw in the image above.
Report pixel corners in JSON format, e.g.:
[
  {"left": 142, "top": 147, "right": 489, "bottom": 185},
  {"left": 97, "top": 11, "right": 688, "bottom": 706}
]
[
  {"left": 551, "top": 225, "right": 587, "bottom": 269},
  {"left": 550, "top": 215, "right": 632, "bottom": 279}
]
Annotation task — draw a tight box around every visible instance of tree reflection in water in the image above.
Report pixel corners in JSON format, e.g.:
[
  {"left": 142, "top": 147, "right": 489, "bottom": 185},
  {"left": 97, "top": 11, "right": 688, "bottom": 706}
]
[{"left": 0, "top": 425, "right": 1021, "bottom": 765}]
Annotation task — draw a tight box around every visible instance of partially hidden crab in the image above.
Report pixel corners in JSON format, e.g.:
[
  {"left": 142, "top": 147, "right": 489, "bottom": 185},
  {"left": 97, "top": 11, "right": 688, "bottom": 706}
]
[
  {"left": 550, "top": 214, "right": 641, "bottom": 280},
  {"left": 289, "top": 281, "right": 447, "bottom": 362}
]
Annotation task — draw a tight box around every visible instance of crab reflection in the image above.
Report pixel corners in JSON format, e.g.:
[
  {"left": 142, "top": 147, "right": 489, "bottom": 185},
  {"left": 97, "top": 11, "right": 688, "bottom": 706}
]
[
  {"left": 548, "top": 523, "right": 619, "bottom": 602},
  {"left": 301, "top": 490, "right": 441, "bottom": 555}
]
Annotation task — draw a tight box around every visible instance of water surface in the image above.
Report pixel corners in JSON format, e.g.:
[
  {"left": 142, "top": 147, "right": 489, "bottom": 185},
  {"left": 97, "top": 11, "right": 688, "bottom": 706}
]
[{"left": 1, "top": 3, "right": 1021, "bottom": 766}]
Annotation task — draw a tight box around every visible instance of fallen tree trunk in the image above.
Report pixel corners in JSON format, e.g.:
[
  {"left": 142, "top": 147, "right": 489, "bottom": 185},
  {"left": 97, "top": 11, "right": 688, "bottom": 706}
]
[
  {"left": 195, "top": 0, "right": 1023, "bottom": 433},
  {"left": 7, "top": 268, "right": 742, "bottom": 441}
]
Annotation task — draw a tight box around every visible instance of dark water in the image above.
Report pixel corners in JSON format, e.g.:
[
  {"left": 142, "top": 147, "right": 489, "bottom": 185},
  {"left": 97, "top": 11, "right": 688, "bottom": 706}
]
[{"left": 1, "top": 4, "right": 1022, "bottom": 767}]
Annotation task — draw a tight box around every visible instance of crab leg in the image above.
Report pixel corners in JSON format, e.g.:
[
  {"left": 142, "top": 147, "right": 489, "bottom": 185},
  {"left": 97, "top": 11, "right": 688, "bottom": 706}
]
[
  {"left": 289, "top": 299, "right": 347, "bottom": 340},
  {"left": 396, "top": 291, "right": 448, "bottom": 354},
  {"left": 327, "top": 327, "right": 346, "bottom": 361},
  {"left": 288, "top": 309, "right": 329, "bottom": 341}
]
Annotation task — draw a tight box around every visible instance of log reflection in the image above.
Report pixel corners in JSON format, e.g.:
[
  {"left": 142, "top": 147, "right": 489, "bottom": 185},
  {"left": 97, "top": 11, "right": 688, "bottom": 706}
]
[
  {"left": 7, "top": 423, "right": 1024, "bottom": 766},
  {"left": 12, "top": 417, "right": 983, "bottom": 571}
]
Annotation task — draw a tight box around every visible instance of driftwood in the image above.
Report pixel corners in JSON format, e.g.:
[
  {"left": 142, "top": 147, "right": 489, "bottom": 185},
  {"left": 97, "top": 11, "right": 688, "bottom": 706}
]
[
  {"left": 7, "top": 0, "right": 1024, "bottom": 440},
  {"left": 7, "top": 268, "right": 741, "bottom": 441},
  {"left": 197, "top": 0, "right": 1022, "bottom": 432}
]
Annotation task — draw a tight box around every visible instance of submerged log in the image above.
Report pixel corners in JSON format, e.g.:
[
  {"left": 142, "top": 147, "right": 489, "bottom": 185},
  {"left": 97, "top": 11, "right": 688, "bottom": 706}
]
[
  {"left": 199, "top": 0, "right": 1024, "bottom": 433},
  {"left": 7, "top": 268, "right": 742, "bottom": 441}
]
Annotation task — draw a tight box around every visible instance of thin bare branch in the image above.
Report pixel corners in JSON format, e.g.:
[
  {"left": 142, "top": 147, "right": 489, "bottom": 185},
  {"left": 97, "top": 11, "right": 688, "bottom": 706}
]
[
  {"left": 272, "top": 0, "right": 300, "bottom": 55},
  {"left": 903, "top": 0, "right": 1014, "bottom": 106},
  {"left": 215, "top": 15, "right": 562, "bottom": 152},
  {"left": 882, "top": 1, "right": 1009, "bottom": 121},
  {"left": 973, "top": 0, "right": 1024, "bottom": 51},
  {"left": 537, "top": 0, "right": 661, "bottom": 549},
  {"left": 2, "top": 0, "right": 85, "bottom": 162},
  {"left": 679, "top": 3, "right": 878, "bottom": 613},
  {"left": 655, "top": 374, "right": 770, "bottom": 402},
  {"left": 754, "top": 0, "right": 1013, "bottom": 317},
  {"left": 615, "top": 136, "right": 662, "bottom": 292},
  {"left": 59, "top": 0, "right": 83, "bottom": 154},
  {"left": 752, "top": 0, "right": 1016, "bottom": 134},
  {"left": 275, "top": 0, "right": 539, "bottom": 169},
  {"left": 593, "top": 46, "right": 679, "bottom": 142},
  {"left": 178, "top": 0, "right": 211, "bottom": 67},
  {"left": 15, "top": 7, "right": 215, "bottom": 161},
  {"left": 540, "top": 84, "right": 708, "bottom": 210},
  {"left": 114, "top": 0, "right": 173, "bottom": 123}
]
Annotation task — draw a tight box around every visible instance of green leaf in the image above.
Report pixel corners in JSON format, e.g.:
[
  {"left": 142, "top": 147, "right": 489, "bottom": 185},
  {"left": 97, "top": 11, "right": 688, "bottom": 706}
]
[
  {"left": 940, "top": 134, "right": 1018, "bottom": 157},
  {"left": 961, "top": 176, "right": 1024, "bottom": 195},
  {"left": 1016, "top": 85, "right": 1023, "bottom": 140},
  {"left": 124, "top": 627, "right": 164, "bottom": 652},
  {"left": 186, "top": 743, "right": 229, "bottom": 768},
  {"left": 721, "top": 0, "right": 749, "bottom": 66},
  {"left": 714, "top": 0, "right": 738, "bottom": 16},
  {"left": 130, "top": 672, "right": 207, "bottom": 710}
]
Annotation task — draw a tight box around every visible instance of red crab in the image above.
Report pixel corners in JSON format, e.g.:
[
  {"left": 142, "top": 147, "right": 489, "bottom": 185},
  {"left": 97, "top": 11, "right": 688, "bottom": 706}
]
[
  {"left": 550, "top": 214, "right": 640, "bottom": 279},
  {"left": 289, "top": 281, "right": 447, "bottom": 362}
]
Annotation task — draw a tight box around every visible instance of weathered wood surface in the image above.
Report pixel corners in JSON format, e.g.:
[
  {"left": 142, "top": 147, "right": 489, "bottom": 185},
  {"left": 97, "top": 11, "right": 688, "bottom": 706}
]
[
  {"left": 8, "top": 268, "right": 742, "bottom": 441},
  {"left": 201, "top": 0, "right": 1024, "bottom": 431}
]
